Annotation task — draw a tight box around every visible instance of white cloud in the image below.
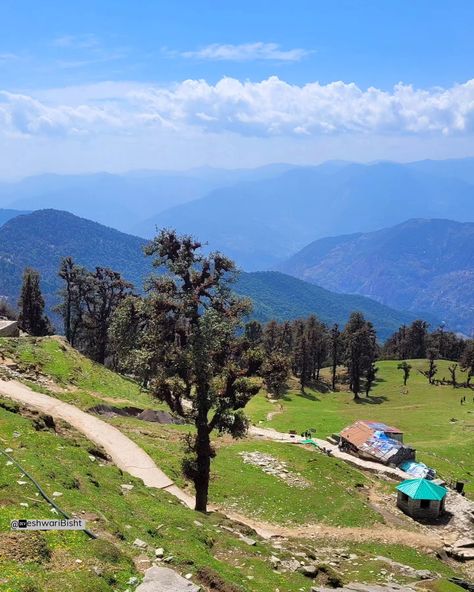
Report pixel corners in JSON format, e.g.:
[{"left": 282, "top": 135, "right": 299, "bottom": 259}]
[
  {"left": 179, "top": 42, "right": 310, "bottom": 62},
  {"left": 52, "top": 34, "right": 100, "bottom": 49},
  {"left": 2, "top": 77, "right": 474, "bottom": 139}
]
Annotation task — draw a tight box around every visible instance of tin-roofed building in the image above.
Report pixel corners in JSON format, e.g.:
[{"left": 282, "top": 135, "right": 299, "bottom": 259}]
[
  {"left": 396, "top": 478, "right": 447, "bottom": 520},
  {"left": 339, "top": 420, "right": 415, "bottom": 466}
]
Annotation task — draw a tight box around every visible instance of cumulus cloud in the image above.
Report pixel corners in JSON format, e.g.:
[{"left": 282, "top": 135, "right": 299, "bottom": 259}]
[
  {"left": 51, "top": 34, "right": 100, "bottom": 49},
  {"left": 1, "top": 77, "right": 474, "bottom": 139},
  {"left": 180, "top": 42, "right": 310, "bottom": 62}
]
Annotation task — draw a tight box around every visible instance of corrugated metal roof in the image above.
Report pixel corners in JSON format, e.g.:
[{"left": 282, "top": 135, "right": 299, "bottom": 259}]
[
  {"left": 340, "top": 421, "right": 374, "bottom": 448},
  {"left": 340, "top": 420, "right": 403, "bottom": 449},
  {"left": 361, "top": 421, "right": 402, "bottom": 434},
  {"left": 396, "top": 478, "right": 447, "bottom": 501}
]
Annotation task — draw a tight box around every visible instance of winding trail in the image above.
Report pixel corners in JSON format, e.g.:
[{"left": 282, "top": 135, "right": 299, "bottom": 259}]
[
  {"left": 0, "top": 379, "right": 194, "bottom": 508},
  {"left": 0, "top": 379, "right": 443, "bottom": 549}
]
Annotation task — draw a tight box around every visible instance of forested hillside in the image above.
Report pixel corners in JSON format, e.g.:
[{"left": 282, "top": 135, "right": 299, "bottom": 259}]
[
  {"left": 279, "top": 218, "right": 474, "bottom": 334},
  {"left": 148, "top": 160, "right": 474, "bottom": 269},
  {"left": 0, "top": 210, "right": 424, "bottom": 338}
]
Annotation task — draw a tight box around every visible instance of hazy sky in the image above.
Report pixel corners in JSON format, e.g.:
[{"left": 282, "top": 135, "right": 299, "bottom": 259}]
[{"left": 1, "top": 0, "right": 474, "bottom": 178}]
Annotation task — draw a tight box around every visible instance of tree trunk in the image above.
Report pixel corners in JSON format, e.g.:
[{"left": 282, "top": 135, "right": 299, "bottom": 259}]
[{"left": 194, "top": 421, "right": 211, "bottom": 513}]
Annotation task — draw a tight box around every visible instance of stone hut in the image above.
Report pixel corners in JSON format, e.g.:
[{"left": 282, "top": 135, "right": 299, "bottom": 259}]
[{"left": 396, "top": 478, "right": 447, "bottom": 520}]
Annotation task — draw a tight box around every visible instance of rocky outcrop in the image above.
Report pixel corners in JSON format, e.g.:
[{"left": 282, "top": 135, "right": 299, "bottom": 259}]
[
  {"left": 0, "top": 320, "right": 19, "bottom": 337},
  {"left": 135, "top": 566, "right": 200, "bottom": 592}
]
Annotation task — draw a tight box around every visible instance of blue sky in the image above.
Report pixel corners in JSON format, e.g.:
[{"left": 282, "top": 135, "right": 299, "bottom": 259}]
[{"left": 1, "top": 0, "right": 474, "bottom": 177}]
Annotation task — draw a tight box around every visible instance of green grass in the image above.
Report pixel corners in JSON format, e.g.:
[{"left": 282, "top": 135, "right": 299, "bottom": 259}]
[
  {"left": 0, "top": 399, "right": 312, "bottom": 592},
  {"left": 247, "top": 359, "right": 474, "bottom": 498},
  {"left": 115, "top": 418, "right": 384, "bottom": 527},
  {"left": 211, "top": 440, "right": 383, "bottom": 526},
  {"left": 0, "top": 340, "right": 468, "bottom": 589},
  {"left": 0, "top": 336, "right": 164, "bottom": 411}
]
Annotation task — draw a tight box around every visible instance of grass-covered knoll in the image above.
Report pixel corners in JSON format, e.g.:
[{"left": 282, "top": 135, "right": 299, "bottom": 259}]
[
  {"left": 246, "top": 359, "right": 474, "bottom": 498},
  {"left": 0, "top": 336, "right": 162, "bottom": 411},
  {"left": 113, "top": 416, "right": 383, "bottom": 527},
  {"left": 1, "top": 400, "right": 459, "bottom": 592},
  {"left": 0, "top": 399, "right": 313, "bottom": 592}
]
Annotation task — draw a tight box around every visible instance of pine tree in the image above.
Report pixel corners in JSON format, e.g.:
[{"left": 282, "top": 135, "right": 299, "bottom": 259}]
[
  {"left": 330, "top": 323, "right": 341, "bottom": 391},
  {"left": 17, "top": 268, "right": 51, "bottom": 336},
  {"left": 342, "top": 312, "right": 377, "bottom": 399}
]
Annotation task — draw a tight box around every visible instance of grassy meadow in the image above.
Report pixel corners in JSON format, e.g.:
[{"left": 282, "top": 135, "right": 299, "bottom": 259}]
[{"left": 246, "top": 359, "right": 474, "bottom": 498}]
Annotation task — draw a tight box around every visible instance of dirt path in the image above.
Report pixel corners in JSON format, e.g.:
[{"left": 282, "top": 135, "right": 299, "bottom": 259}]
[
  {"left": 0, "top": 379, "right": 194, "bottom": 508},
  {"left": 249, "top": 425, "right": 411, "bottom": 480},
  {"left": 0, "top": 379, "right": 448, "bottom": 551}
]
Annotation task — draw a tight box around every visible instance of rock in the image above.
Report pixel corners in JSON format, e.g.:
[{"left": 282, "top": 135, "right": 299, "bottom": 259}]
[
  {"left": 52, "top": 491, "right": 63, "bottom": 497},
  {"left": 155, "top": 548, "right": 165, "bottom": 558},
  {"left": 297, "top": 564, "right": 319, "bottom": 578},
  {"left": 414, "top": 569, "right": 433, "bottom": 579},
  {"left": 135, "top": 566, "right": 200, "bottom": 591},
  {"left": 239, "top": 535, "right": 257, "bottom": 546},
  {"left": 193, "top": 520, "right": 203, "bottom": 527},
  {"left": 133, "top": 538, "right": 148, "bottom": 549},
  {"left": 121, "top": 484, "right": 134, "bottom": 491},
  {"left": 128, "top": 577, "right": 139, "bottom": 585}
]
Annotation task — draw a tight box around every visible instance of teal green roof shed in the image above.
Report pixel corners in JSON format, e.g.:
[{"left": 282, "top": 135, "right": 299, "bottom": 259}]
[
  {"left": 396, "top": 478, "right": 447, "bottom": 520},
  {"left": 396, "top": 479, "right": 447, "bottom": 501}
]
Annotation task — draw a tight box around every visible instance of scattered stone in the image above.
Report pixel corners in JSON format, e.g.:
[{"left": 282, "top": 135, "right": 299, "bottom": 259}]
[
  {"left": 133, "top": 538, "right": 148, "bottom": 550},
  {"left": 88, "top": 455, "right": 96, "bottom": 462},
  {"left": 239, "top": 535, "right": 257, "bottom": 546},
  {"left": 5, "top": 461, "right": 12, "bottom": 466},
  {"left": 5, "top": 448, "right": 13, "bottom": 453},
  {"left": 52, "top": 491, "right": 63, "bottom": 497},
  {"left": 193, "top": 520, "right": 203, "bottom": 527},
  {"left": 297, "top": 564, "right": 319, "bottom": 578},
  {"left": 19, "top": 502, "right": 28, "bottom": 507},
  {"left": 239, "top": 451, "right": 311, "bottom": 488},
  {"left": 128, "top": 576, "right": 139, "bottom": 585},
  {"left": 155, "top": 548, "right": 164, "bottom": 558},
  {"left": 121, "top": 484, "right": 134, "bottom": 491},
  {"left": 135, "top": 566, "right": 200, "bottom": 592},
  {"left": 17, "top": 481, "right": 27, "bottom": 485}
]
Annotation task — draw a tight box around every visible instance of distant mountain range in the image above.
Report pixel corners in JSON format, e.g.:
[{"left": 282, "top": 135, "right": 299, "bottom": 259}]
[
  {"left": 0, "top": 209, "right": 427, "bottom": 339},
  {"left": 0, "top": 164, "right": 296, "bottom": 235},
  {"left": 147, "top": 158, "right": 474, "bottom": 269},
  {"left": 0, "top": 209, "right": 29, "bottom": 226},
  {"left": 2, "top": 158, "right": 474, "bottom": 271},
  {"left": 279, "top": 218, "right": 474, "bottom": 334}
]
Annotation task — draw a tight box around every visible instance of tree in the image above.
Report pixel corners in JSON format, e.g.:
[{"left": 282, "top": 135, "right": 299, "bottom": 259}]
[
  {"left": 407, "top": 320, "right": 429, "bottom": 358},
  {"left": 55, "top": 257, "right": 89, "bottom": 346},
  {"left": 342, "top": 312, "right": 377, "bottom": 400},
  {"left": 397, "top": 361, "right": 412, "bottom": 386},
  {"left": 448, "top": 363, "right": 457, "bottom": 388},
  {"left": 293, "top": 320, "right": 310, "bottom": 390},
  {"left": 17, "top": 268, "right": 51, "bottom": 336},
  {"left": 365, "top": 362, "right": 378, "bottom": 396},
  {"left": 460, "top": 340, "right": 474, "bottom": 387},
  {"left": 0, "top": 298, "right": 16, "bottom": 320},
  {"left": 244, "top": 320, "right": 263, "bottom": 345},
  {"left": 261, "top": 352, "right": 290, "bottom": 397},
  {"left": 82, "top": 268, "right": 133, "bottom": 364},
  {"left": 329, "top": 323, "right": 341, "bottom": 391},
  {"left": 419, "top": 348, "right": 438, "bottom": 384},
  {"left": 306, "top": 316, "right": 328, "bottom": 381},
  {"left": 140, "top": 230, "right": 261, "bottom": 512}
]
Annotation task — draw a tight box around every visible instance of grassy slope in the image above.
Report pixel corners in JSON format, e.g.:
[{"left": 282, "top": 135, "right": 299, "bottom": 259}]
[
  {"left": 0, "top": 399, "right": 314, "bottom": 592},
  {"left": 246, "top": 359, "right": 474, "bottom": 498},
  {"left": 0, "top": 338, "right": 467, "bottom": 589}
]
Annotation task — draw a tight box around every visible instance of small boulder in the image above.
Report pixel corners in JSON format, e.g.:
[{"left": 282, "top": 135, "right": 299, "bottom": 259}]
[
  {"left": 136, "top": 566, "right": 200, "bottom": 592},
  {"left": 133, "top": 538, "right": 148, "bottom": 550}
]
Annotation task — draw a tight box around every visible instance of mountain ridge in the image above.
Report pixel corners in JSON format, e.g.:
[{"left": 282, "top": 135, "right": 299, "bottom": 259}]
[
  {"left": 279, "top": 218, "right": 474, "bottom": 333},
  {"left": 0, "top": 209, "right": 430, "bottom": 338}
]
